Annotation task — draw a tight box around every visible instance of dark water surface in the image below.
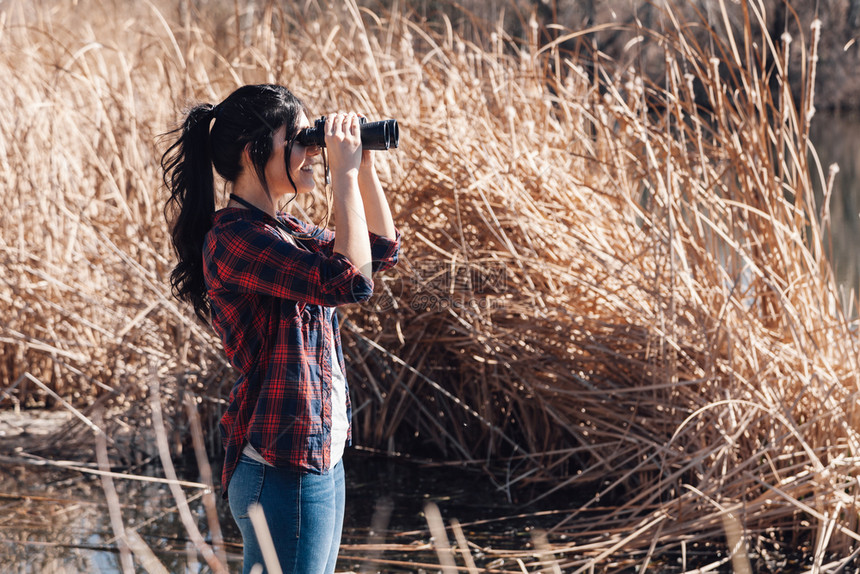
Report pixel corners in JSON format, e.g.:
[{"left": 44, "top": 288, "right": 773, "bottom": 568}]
[
  {"left": 0, "top": 429, "right": 819, "bottom": 573},
  {"left": 0, "top": 446, "right": 573, "bottom": 573}
]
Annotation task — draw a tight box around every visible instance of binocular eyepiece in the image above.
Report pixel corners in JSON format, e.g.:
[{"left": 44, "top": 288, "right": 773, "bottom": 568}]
[{"left": 295, "top": 116, "right": 399, "bottom": 151}]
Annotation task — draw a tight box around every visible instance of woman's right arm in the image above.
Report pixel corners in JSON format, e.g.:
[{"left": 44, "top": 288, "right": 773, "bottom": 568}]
[
  {"left": 325, "top": 113, "right": 373, "bottom": 280},
  {"left": 205, "top": 219, "right": 373, "bottom": 307}
]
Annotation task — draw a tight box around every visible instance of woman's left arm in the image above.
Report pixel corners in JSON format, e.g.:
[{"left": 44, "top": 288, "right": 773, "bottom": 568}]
[{"left": 358, "top": 150, "right": 397, "bottom": 240}]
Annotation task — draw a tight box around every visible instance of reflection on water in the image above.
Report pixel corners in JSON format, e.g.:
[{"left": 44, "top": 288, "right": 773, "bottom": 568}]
[
  {"left": 0, "top": 461, "right": 242, "bottom": 573},
  {"left": 0, "top": 449, "right": 568, "bottom": 573},
  {"left": 810, "top": 111, "right": 860, "bottom": 310}
]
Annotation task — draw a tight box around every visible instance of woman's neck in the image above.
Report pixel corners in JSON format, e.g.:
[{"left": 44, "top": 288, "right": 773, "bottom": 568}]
[{"left": 228, "top": 185, "right": 276, "bottom": 217}]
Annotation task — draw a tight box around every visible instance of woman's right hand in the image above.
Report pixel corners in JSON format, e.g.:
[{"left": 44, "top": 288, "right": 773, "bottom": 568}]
[{"left": 325, "top": 112, "right": 362, "bottom": 184}]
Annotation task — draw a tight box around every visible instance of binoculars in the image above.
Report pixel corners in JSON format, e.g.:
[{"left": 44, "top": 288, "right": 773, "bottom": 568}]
[{"left": 296, "top": 116, "right": 399, "bottom": 151}]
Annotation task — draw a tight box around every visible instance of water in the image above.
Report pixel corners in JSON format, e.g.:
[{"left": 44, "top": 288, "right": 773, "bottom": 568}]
[
  {"left": 0, "top": 458, "right": 232, "bottom": 573},
  {"left": 0, "top": 446, "right": 573, "bottom": 573}
]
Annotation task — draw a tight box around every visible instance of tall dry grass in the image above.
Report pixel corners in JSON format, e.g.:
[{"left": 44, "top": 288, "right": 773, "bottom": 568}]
[{"left": 1, "top": 0, "right": 859, "bottom": 569}]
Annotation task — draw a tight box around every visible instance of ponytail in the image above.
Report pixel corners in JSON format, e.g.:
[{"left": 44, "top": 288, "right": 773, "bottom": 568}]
[{"left": 162, "top": 104, "right": 218, "bottom": 322}]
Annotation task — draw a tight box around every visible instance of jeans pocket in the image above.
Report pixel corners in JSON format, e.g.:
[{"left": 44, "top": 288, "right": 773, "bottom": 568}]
[{"left": 229, "top": 456, "right": 266, "bottom": 520}]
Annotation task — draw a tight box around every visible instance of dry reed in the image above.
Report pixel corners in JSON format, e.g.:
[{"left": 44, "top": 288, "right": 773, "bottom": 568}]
[{"left": 1, "top": 0, "right": 859, "bottom": 570}]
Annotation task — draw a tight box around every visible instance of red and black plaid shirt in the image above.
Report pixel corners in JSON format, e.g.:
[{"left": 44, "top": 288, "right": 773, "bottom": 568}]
[{"left": 203, "top": 207, "right": 400, "bottom": 496}]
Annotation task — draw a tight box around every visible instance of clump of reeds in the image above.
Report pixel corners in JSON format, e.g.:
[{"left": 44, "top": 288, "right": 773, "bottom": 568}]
[{"left": 2, "top": 0, "right": 859, "bottom": 569}]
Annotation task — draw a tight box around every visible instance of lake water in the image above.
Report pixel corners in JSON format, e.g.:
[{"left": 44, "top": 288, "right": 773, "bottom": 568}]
[
  {"left": 0, "top": 446, "right": 574, "bottom": 573},
  {"left": 0, "top": 421, "right": 810, "bottom": 572}
]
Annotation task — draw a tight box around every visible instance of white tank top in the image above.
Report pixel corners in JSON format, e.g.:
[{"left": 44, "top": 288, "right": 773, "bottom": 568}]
[{"left": 326, "top": 306, "right": 349, "bottom": 467}]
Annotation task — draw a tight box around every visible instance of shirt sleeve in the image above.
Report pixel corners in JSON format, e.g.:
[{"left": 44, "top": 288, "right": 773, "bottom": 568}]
[
  {"left": 284, "top": 214, "right": 401, "bottom": 274},
  {"left": 370, "top": 228, "right": 402, "bottom": 273},
  {"left": 206, "top": 218, "right": 374, "bottom": 306}
]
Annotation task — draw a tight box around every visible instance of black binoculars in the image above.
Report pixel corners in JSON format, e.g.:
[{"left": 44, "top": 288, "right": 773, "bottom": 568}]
[{"left": 296, "top": 116, "right": 399, "bottom": 151}]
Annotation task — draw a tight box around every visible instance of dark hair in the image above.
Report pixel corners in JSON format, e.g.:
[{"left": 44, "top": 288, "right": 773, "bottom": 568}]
[{"left": 161, "top": 84, "right": 308, "bottom": 321}]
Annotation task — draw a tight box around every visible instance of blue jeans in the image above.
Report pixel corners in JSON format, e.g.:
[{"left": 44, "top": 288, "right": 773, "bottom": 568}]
[{"left": 228, "top": 454, "right": 345, "bottom": 574}]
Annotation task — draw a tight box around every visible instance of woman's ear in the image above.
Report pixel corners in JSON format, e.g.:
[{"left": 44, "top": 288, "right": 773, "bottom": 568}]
[{"left": 240, "top": 143, "right": 253, "bottom": 169}]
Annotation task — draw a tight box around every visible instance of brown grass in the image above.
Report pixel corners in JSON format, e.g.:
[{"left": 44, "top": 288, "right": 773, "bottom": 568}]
[{"left": 2, "top": 0, "right": 859, "bottom": 570}]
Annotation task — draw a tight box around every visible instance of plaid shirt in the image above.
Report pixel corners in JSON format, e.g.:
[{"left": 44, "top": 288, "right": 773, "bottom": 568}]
[{"left": 203, "top": 207, "right": 400, "bottom": 496}]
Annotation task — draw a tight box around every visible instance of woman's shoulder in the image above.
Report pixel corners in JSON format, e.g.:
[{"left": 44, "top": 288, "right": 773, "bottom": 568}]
[
  {"left": 214, "top": 206, "right": 263, "bottom": 223},
  {"left": 212, "top": 207, "right": 278, "bottom": 230},
  {"left": 210, "top": 208, "right": 329, "bottom": 250},
  {"left": 208, "top": 208, "right": 284, "bottom": 246}
]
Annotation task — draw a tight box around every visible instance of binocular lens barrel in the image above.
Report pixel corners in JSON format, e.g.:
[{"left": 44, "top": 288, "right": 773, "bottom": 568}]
[{"left": 296, "top": 117, "right": 399, "bottom": 151}]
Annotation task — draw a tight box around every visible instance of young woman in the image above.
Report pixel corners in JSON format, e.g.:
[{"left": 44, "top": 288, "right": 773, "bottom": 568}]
[{"left": 161, "top": 84, "right": 400, "bottom": 574}]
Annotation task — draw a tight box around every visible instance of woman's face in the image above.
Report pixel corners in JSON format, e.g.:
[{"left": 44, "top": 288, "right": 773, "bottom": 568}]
[{"left": 265, "top": 111, "right": 321, "bottom": 199}]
